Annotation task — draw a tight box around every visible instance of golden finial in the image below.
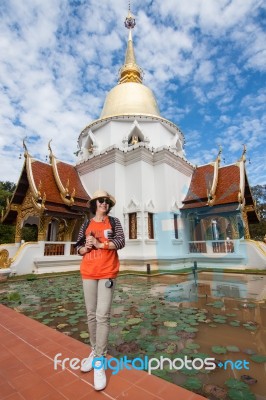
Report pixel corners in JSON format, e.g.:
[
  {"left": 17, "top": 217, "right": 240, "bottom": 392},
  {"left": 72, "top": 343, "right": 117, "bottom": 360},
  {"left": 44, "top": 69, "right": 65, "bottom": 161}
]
[
  {"left": 216, "top": 146, "right": 222, "bottom": 165},
  {"left": 124, "top": 1, "right": 135, "bottom": 29},
  {"left": 119, "top": 4, "right": 143, "bottom": 84},
  {"left": 71, "top": 188, "right": 76, "bottom": 199},
  {"left": 23, "top": 137, "right": 28, "bottom": 157},
  {"left": 64, "top": 179, "right": 71, "bottom": 199},
  {"left": 48, "top": 139, "right": 54, "bottom": 163},
  {"left": 238, "top": 144, "right": 247, "bottom": 163}
]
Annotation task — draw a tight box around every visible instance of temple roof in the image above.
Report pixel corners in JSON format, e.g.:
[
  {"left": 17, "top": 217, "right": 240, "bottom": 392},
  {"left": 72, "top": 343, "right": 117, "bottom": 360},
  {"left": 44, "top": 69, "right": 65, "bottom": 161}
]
[
  {"left": 182, "top": 164, "right": 214, "bottom": 207},
  {"left": 182, "top": 164, "right": 241, "bottom": 208},
  {"left": 2, "top": 151, "right": 89, "bottom": 224},
  {"left": 181, "top": 149, "right": 259, "bottom": 224}
]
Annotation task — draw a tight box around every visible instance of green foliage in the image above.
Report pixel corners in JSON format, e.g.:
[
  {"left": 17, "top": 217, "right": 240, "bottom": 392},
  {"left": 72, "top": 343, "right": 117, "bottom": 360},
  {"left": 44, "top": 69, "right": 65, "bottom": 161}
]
[
  {"left": 26, "top": 274, "right": 37, "bottom": 281},
  {"left": 7, "top": 292, "right": 21, "bottom": 302},
  {"left": 249, "top": 184, "right": 266, "bottom": 240},
  {"left": 251, "top": 184, "right": 266, "bottom": 219},
  {"left": 249, "top": 220, "right": 266, "bottom": 241},
  {"left": 0, "top": 181, "right": 16, "bottom": 244},
  {"left": 182, "top": 377, "right": 202, "bottom": 390},
  {"left": 21, "top": 226, "right": 38, "bottom": 242},
  {"left": 0, "top": 180, "right": 38, "bottom": 243},
  {"left": 0, "top": 181, "right": 16, "bottom": 211},
  {"left": 0, "top": 223, "right": 15, "bottom": 244}
]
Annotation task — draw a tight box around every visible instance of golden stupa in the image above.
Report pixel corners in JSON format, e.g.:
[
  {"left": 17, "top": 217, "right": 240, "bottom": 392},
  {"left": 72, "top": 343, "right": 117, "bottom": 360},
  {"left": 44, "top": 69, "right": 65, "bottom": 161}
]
[{"left": 100, "top": 11, "right": 160, "bottom": 119}]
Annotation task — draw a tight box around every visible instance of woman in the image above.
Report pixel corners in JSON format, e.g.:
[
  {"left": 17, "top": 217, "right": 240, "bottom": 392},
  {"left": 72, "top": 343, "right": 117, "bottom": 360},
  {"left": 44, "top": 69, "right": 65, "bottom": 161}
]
[{"left": 76, "top": 190, "right": 125, "bottom": 391}]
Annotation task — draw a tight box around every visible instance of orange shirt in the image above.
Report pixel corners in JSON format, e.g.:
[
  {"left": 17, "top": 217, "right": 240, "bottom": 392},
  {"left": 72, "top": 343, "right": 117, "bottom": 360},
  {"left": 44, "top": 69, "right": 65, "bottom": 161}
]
[{"left": 80, "top": 218, "right": 120, "bottom": 279}]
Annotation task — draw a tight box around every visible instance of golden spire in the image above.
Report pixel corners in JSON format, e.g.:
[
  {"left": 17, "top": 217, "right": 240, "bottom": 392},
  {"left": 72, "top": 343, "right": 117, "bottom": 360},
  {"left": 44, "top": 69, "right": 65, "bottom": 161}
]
[{"left": 119, "top": 8, "right": 143, "bottom": 84}]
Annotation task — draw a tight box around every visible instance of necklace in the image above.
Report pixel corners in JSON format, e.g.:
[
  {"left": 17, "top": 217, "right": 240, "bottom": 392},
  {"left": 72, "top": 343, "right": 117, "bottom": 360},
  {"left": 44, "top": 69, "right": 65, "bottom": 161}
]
[{"left": 93, "top": 216, "right": 106, "bottom": 223}]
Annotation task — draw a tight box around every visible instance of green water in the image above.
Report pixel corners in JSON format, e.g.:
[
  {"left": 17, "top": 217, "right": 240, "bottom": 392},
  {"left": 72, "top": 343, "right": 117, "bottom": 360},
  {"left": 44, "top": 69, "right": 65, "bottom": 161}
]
[{"left": 0, "top": 272, "right": 265, "bottom": 399}]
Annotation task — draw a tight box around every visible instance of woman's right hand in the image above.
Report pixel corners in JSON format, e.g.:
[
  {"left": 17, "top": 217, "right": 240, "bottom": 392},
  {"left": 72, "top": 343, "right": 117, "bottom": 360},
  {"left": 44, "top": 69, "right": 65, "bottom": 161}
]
[
  {"left": 79, "top": 246, "right": 90, "bottom": 256},
  {"left": 85, "top": 234, "right": 94, "bottom": 249}
]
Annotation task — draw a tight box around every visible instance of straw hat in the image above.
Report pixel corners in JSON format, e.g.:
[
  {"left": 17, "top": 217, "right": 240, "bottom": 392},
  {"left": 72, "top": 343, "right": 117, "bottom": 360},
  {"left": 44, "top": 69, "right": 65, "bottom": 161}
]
[{"left": 88, "top": 190, "right": 116, "bottom": 207}]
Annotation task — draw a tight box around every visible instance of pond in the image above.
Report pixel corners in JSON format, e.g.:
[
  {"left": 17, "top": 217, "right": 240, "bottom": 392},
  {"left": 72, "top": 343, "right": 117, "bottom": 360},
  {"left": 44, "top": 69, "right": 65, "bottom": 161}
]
[{"left": 0, "top": 271, "right": 265, "bottom": 400}]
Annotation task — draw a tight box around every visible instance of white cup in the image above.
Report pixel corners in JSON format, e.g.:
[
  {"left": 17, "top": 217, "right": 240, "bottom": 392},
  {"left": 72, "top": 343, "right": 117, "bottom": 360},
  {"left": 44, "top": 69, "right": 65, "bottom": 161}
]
[{"left": 104, "top": 229, "right": 112, "bottom": 239}]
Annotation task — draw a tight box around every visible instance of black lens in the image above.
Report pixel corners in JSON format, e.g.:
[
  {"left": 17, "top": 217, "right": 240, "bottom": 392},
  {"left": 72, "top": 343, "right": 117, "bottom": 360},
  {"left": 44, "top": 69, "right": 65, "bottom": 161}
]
[{"left": 98, "top": 198, "right": 110, "bottom": 205}]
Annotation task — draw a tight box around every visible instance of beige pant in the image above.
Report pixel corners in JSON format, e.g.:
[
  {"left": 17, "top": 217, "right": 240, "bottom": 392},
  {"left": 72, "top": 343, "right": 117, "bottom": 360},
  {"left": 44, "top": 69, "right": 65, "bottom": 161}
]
[{"left": 82, "top": 279, "right": 116, "bottom": 357}]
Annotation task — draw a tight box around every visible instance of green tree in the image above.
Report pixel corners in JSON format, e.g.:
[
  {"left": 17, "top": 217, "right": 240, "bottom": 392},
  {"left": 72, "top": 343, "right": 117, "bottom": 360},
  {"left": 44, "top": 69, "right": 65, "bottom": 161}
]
[
  {"left": 249, "top": 184, "right": 266, "bottom": 241},
  {"left": 0, "top": 181, "right": 16, "bottom": 244},
  {"left": 0, "top": 224, "right": 15, "bottom": 244},
  {"left": 0, "top": 181, "right": 16, "bottom": 213},
  {"left": 21, "top": 225, "right": 38, "bottom": 242}
]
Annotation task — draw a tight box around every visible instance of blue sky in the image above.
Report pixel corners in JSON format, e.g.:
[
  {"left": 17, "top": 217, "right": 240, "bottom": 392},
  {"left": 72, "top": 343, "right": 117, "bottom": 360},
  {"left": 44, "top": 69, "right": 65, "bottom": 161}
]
[{"left": 0, "top": 0, "right": 265, "bottom": 186}]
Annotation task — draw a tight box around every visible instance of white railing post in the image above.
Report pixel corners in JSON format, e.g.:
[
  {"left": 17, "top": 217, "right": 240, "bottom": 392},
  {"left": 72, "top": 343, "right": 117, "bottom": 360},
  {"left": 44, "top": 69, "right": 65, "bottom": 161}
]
[
  {"left": 206, "top": 241, "right": 212, "bottom": 254},
  {"left": 64, "top": 242, "right": 71, "bottom": 256}
]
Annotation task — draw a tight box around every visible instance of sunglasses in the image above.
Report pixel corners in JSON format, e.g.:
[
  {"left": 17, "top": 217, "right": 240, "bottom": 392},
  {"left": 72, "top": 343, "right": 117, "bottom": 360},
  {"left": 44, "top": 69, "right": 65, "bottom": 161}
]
[{"left": 98, "top": 197, "right": 111, "bottom": 205}]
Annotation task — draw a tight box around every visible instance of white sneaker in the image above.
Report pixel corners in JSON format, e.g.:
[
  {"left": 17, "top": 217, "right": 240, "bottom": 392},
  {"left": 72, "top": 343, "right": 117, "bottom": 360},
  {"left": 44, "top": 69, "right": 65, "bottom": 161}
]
[
  {"left": 94, "top": 360, "right": 106, "bottom": 391},
  {"left": 80, "top": 351, "right": 94, "bottom": 372}
]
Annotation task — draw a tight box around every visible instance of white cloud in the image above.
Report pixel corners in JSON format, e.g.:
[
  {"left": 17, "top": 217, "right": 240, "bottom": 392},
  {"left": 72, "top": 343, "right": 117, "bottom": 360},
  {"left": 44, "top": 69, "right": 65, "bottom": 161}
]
[
  {"left": 194, "top": 60, "right": 214, "bottom": 84},
  {"left": 219, "top": 115, "right": 231, "bottom": 124},
  {"left": 0, "top": 0, "right": 265, "bottom": 186}
]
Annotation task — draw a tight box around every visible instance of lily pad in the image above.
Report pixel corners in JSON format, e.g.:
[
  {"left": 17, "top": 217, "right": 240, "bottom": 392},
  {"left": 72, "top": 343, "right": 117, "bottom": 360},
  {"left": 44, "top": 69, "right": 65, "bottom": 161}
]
[
  {"left": 181, "top": 308, "right": 197, "bottom": 315},
  {"left": 249, "top": 354, "right": 266, "bottom": 363},
  {"left": 42, "top": 318, "right": 54, "bottom": 324},
  {"left": 127, "top": 318, "right": 142, "bottom": 325},
  {"left": 183, "top": 377, "right": 202, "bottom": 390},
  {"left": 228, "top": 388, "right": 255, "bottom": 400},
  {"left": 163, "top": 321, "right": 177, "bottom": 328},
  {"left": 184, "top": 327, "right": 198, "bottom": 333},
  {"left": 7, "top": 292, "right": 21, "bottom": 302},
  {"left": 244, "top": 325, "right": 257, "bottom": 331},
  {"left": 213, "top": 319, "right": 227, "bottom": 324},
  {"left": 225, "top": 378, "right": 249, "bottom": 390},
  {"left": 57, "top": 323, "right": 68, "bottom": 329},
  {"left": 246, "top": 303, "right": 256, "bottom": 308},
  {"left": 180, "top": 367, "right": 199, "bottom": 376},
  {"left": 226, "top": 346, "right": 240, "bottom": 352},
  {"left": 212, "top": 301, "right": 225, "bottom": 309},
  {"left": 165, "top": 343, "right": 177, "bottom": 354},
  {"left": 181, "top": 348, "right": 193, "bottom": 355},
  {"left": 186, "top": 343, "right": 200, "bottom": 350},
  {"left": 212, "top": 346, "right": 227, "bottom": 354},
  {"left": 230, "top": 321, "right": 240, "bottom": 327},
  {"left": 79, "top": 332, "right": 89, "bottom": 339}
]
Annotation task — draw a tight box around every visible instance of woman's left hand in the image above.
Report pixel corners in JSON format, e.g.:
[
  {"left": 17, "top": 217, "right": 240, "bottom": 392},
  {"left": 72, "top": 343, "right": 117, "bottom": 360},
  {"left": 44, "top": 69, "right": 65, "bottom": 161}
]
[{"left": 86, "top": 235, "right": 101, "bottom": 249}]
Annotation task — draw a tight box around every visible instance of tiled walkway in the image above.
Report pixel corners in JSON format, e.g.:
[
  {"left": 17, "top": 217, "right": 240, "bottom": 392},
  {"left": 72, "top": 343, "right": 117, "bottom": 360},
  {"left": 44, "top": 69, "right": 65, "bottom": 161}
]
[{"left": 0, "top": 304, "right": 206, "bottom": 400}]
